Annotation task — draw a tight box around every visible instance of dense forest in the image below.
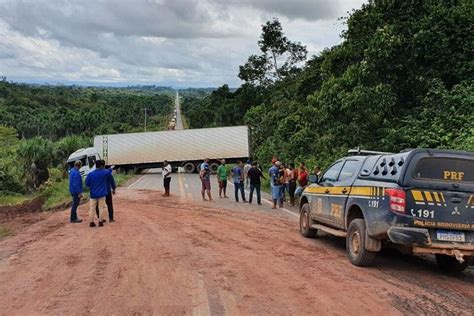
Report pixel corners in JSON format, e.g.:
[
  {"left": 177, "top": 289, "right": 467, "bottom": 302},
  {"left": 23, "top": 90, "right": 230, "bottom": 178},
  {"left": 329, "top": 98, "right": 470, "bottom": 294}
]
[
  {"left": 182, "top": 0, "right": 474, "bottom": 168},
  {"left": 0, "top": 83, "right": 174, "bottom": 194}
]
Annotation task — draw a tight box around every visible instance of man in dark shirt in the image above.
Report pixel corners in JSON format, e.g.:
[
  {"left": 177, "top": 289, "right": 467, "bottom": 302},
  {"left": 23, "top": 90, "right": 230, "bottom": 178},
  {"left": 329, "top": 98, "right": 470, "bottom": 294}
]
[{"left": 247, "top": 162, "right": 265, "bottom": 205}]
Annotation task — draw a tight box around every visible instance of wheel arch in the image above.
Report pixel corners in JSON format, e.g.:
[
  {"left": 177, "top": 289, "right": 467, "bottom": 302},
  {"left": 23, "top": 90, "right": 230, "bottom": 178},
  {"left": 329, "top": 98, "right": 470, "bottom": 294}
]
[
  {"left": 345, "top": 203, "right": 366, "bottom": 230},
  {"left": 299, "top": 196, "right": 309, "bottom": 213}
]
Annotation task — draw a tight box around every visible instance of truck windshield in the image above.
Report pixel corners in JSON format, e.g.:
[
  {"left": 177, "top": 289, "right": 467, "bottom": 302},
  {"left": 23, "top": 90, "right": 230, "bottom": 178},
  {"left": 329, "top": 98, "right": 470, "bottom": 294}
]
[{"left": 412, "top": 157, "right": 474, "bottom": 183}]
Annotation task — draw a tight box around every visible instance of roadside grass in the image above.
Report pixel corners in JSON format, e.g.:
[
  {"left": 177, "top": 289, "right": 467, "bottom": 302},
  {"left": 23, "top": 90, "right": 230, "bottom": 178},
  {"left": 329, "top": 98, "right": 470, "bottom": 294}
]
[
  {"left": 0, "top": 226, "right": 11, "bottom": 238},
  {"left": 0, "top": 193, "right": 33, "bottom": 206}
]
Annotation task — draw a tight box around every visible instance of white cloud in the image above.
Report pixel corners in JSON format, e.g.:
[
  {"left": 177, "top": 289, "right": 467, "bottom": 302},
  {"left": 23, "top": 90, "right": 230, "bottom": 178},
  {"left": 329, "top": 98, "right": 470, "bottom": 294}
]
[{"left": 0, "top": 0, "right": 366, "bottom": 87}]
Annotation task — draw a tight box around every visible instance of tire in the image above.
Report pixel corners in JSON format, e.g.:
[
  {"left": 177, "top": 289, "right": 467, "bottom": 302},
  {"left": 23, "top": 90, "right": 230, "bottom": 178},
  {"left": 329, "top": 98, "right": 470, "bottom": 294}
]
[
  {"left": 346, "top": 219, "right": 376, "bottom": 267},
  {"left": 209, "top": 162, "right": 219, "bottom": 174},
  {"left": 299, "top": 203, "right": 317, "bottom": 238},
  {"left": 435, "top": 254, "right": 470, "bottom": 274},
  {"left": 183, "top": 162, "right": 195, "bottom": 173}
]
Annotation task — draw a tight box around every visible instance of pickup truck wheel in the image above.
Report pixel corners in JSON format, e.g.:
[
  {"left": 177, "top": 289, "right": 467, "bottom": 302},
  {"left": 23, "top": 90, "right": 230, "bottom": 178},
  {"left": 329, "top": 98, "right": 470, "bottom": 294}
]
[
  {"left": 299, "top": 203, "right": 317, "bottom": 238},
  {"left": 435, "top": 254, "right": 470, "bottom": 273},
  {"left": 183, "top": 162, "right": 195, "bottom": 173},
  {"left": 346, "top": 219, "right": 376, "bottom": 267}
]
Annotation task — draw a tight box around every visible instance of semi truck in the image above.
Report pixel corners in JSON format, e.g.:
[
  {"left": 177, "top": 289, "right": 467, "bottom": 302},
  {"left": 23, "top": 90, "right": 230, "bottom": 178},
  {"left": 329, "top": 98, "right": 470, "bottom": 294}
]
[{"left": 67, "top": 125, "right": 250, "bottom": 175}]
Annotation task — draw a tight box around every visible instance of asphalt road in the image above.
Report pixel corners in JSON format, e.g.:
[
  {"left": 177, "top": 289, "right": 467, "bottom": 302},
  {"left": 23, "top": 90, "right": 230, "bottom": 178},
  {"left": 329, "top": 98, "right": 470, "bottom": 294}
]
[
  {"left": 175, "top": 91, "right": 184, "bottom": 130},
  {"left": 128, "top": 170, "right": 300, "bottom": 221}
]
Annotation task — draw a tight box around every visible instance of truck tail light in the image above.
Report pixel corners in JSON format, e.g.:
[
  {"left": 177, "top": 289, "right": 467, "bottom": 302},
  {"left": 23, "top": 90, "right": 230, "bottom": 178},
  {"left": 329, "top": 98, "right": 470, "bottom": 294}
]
[{"left": 385, "top": 188, "right": 406, "bottom": 214}]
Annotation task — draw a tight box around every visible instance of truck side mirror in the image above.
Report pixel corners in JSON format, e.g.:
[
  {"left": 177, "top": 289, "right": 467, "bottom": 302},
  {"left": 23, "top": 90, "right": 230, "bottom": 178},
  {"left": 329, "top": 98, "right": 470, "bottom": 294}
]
[{"left": 309, "top": 174, "right": 318, "bottom": 183}]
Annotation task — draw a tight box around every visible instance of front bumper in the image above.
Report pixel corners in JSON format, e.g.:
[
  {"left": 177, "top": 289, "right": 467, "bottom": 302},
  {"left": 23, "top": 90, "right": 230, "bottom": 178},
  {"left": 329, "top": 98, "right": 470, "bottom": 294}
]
[{"left": 387, "top": 227, "right": 474, "bottom": 258}]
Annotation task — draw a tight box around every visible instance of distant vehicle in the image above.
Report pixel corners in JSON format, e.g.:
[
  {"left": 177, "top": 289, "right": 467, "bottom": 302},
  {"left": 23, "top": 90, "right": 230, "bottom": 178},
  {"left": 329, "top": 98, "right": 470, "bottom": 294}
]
[
  {"left": 66, "top": 147, "right": 101, "bottom": 177},
  {"left": 69, "top": 125, "right": 250, "bottom": 174},
  {"left": 299, "top": 148, "right": 474, "bottom": 273}
]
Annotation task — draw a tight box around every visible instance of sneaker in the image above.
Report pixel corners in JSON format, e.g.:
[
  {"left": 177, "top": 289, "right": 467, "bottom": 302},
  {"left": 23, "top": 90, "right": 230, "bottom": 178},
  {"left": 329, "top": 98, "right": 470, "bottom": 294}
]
[
  {"left": 70, "top": 218, "right": 83, "bottom": 223},
  {"left": 109, "top": 219, "right": 115, "bottom": 223},
  {"left": 89, "top": 222, "right": 96, "bottom": 228},
  {"left": 100, "top": 219, "right": 107, "bottom": 223},
  {"left": 258, "top": 203, "right": 262, "bottom": 205},
  {"left": 98, "top": 221, "right": 104, "bottom": 227}
]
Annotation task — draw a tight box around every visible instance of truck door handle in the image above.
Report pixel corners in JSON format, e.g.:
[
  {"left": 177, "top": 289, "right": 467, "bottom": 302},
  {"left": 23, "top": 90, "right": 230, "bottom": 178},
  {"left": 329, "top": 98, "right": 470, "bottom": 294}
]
[
  {"left": 341, "top": 188, "right": 348, "bottom": 194},
  {"left": 325, "top": 189, "right": 330, "bottom": 194}
]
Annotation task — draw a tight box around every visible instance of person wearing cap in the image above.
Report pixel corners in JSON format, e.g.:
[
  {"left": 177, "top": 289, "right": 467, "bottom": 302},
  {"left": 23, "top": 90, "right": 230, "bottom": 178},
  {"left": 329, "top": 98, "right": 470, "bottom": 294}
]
[
  {"left": 68, "top": 160, "right": 83, "bottom": 223},
  {"left": 199, "top": 158, "right": 213, "bottom": 201},
  {"left": 243, "top": 159, "right": 252, "bottom": 189},
  {"left": 162, "top": 160, "right": 172, "bottom": 197}
]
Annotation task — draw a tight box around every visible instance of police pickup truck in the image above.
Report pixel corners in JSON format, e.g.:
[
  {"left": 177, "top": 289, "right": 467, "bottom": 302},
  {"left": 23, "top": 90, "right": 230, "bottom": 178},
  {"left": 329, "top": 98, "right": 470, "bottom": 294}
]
[{"left": 299, "top": 148, "right": 473, "bottom": 273}]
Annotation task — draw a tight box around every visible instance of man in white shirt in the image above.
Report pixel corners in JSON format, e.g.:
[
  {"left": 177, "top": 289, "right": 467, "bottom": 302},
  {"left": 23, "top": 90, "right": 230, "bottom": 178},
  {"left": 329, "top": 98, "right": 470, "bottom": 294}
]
[{"left": 162, "top": 160, "right": 172, "bottom": 197}]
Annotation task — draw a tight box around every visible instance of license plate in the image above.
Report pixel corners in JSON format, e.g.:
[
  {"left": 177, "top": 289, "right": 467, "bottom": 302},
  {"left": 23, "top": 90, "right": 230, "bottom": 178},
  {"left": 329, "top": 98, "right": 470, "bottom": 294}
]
[{"left": 436, "top": 230, "right": 465, "bottom": 242}]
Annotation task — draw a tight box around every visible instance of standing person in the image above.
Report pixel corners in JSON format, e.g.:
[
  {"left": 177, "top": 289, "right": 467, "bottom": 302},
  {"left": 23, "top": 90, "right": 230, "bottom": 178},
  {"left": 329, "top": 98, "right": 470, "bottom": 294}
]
[
  {"left": 85, "top": 160, "right": 110, "bottom": 227},
  {"left": 288, "top": 163, "right": 297, "bottom": 206},
  {"left": 199, "top": 159, "right": 213, "bottom": 201},
  {"left": 313, "top": 166, "right": 322, "bottom": 181},
  {"left": 217, "top": 159, "right": 229, "bottom": 198},
  {"left": 270, "top": 161, "right": 283, "bottom": 209},
  {"left": 68, "top": 160, "right": 83, "bottom": 223},
  {"left": 247, "top": 162, "right": 265, "bottom": 205},
  {"left": 162, "top": 160, "right": 172, "bottom": 197},
  {"left": 95, "top": 162, "right": 116, "bottom": 222},
  {"left": 105, "top": 164, "right": 116, "bottom": 222},
  {"left": 281, "top": 163, "right": 290, "bottom": 202},
  {"left": 243, "top": 160, "right": 252, "bottom": 189},
  {"left": 297, "top": 163, "right": 309, "bottom": 187},
  {"left": 231, "top": 161, "right": 246, "bottom": 202}
]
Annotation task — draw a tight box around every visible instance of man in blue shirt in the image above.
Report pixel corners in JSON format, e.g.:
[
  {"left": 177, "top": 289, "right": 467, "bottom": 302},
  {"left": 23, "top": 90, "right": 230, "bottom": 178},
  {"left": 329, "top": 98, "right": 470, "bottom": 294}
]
[
  {"left": 231, "top": 161, "right": 246, "bottom": 202},
  {"left": 68, "top": 160, "right": 83, "bottom": 223},
  {"left": 269, "top": 161, "right": 283, "bottom": 209},
  {"left": 85, "top": 160, "right": 112, "bottom": 227},
  {"left": 95, "top": 162, "right": 117, "bottom": 221}
]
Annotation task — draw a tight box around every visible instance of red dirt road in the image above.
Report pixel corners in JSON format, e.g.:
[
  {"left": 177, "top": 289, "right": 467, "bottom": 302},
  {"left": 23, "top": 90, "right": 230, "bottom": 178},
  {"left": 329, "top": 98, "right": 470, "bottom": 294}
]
[{"left": 0, "top": 188, "right": 473, "bottom": 315}]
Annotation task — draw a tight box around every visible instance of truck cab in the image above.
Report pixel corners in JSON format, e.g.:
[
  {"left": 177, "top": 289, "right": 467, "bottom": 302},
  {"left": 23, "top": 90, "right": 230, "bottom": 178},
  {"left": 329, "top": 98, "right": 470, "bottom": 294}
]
[
  {"left": 67, "top": 147, "right": 101, "bottom": 177},
  {"left": 299, "top": 148, "right": 474, "bottom": 273}
]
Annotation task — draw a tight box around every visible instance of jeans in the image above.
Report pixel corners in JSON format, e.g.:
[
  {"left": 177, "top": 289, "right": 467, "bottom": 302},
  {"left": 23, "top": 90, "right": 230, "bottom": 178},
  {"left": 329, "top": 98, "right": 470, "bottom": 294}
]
[
  {"left": 70, "top": 193, "right": 80, "bottom": 221},
  {"left": 163, "top": 177, "right": 171, "bottom": 195},
  {"left": 249, "top": 183, "right": 261, "bottom": 204},
  {"left": 234, "top": 181, "right": 246, "bottom": 202}
]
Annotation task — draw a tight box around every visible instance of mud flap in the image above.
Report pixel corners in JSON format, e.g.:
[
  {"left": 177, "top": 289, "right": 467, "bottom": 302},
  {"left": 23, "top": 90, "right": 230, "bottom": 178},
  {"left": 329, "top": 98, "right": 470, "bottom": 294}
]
[{"left": 365, "top": 231, "right": 381, "bottom": 252}]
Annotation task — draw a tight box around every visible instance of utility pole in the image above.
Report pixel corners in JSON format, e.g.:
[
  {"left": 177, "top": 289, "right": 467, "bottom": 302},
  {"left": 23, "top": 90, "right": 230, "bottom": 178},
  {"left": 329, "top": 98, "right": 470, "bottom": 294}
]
[{"left": 143, "top": 107, "right": 149, "bottom": 132}]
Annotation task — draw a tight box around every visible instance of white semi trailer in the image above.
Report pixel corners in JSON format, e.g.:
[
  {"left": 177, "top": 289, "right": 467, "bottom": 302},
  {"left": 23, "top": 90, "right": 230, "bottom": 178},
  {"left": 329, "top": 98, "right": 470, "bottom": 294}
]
[{"left": 77, "top": 125, "right": 250, "bottom": 173}]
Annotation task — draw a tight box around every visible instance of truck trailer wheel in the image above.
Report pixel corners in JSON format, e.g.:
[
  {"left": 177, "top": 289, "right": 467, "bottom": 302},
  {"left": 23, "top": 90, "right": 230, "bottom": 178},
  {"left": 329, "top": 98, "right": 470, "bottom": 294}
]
[
  {"left": 435, "top": 254, "right": 470, "bottom": 273},
  {"left": 346, "top": 219, "right": 376, "bottom": 267},
  {"left": 209, "top": 162, "right": 219, "bottom": 174},
  {"left": 299, "top": 203, "right": 317, "bottom": 238},
  {"left": 183, "top": 162, "right": 195, "bottom": 173}
]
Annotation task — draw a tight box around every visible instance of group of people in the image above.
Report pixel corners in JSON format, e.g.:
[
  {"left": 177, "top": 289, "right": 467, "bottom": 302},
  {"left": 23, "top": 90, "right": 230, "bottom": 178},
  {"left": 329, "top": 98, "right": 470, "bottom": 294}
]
[
  {"left": 197, "top": 157, "right": 322, "bottom": 209},
  {"left": 69, "top": 156, "right": 321, "bottom": 224},
  {"left": 69, "top": 159, "right": 116, "bottom": 227}
]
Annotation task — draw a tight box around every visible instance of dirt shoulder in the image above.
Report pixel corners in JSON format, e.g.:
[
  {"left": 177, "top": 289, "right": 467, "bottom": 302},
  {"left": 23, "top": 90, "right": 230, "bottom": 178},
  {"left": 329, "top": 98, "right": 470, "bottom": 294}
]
[{"left": 0, "top": 188, "right": 472, "bottom": 315}]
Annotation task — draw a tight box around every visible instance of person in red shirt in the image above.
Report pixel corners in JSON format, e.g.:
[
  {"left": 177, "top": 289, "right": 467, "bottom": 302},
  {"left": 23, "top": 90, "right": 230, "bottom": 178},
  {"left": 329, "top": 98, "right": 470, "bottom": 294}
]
[{"left": 297, "top": 163, "right": 309, "bottom": 187}]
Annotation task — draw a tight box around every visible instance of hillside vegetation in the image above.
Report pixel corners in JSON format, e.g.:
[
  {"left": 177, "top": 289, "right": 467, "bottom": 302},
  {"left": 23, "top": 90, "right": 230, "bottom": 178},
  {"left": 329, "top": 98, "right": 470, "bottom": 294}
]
[
  {"left": 0, "top": 84, "right": 173, "bottom": 198},
  {"left": 182, "top": 1, "right": 474, "bottom": 167}
]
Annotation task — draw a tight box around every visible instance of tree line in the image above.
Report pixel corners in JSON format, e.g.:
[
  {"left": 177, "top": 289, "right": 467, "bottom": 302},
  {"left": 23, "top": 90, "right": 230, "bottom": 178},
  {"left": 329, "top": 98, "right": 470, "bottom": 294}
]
[
  {"left": 0, "top": 83, "right": 174, "bottom": 193},
  {"left": 182, "top": 0, "right": 473, "bottom": 168}
]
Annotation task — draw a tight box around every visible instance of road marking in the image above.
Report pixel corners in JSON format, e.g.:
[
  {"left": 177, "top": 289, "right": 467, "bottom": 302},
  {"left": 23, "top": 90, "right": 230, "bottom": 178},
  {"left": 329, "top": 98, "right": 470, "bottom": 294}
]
[
  {"left": 185, "top": 183, "right": 189, "bottom": 188},
  {"left": 128, "top": 174, "right": 145, "bottom": 188},
  {"left": 178, "top": 173, "right": 186, "bottom": 198},
  {"left": 228, "top": 182, "right": 298, "bottom": 218}
]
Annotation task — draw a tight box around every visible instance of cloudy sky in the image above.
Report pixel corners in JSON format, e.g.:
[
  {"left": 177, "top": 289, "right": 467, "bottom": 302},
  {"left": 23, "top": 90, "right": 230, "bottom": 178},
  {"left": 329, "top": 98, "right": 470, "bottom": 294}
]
[{"left": 0, "top": 0, "right": 365, "bottom": 87}]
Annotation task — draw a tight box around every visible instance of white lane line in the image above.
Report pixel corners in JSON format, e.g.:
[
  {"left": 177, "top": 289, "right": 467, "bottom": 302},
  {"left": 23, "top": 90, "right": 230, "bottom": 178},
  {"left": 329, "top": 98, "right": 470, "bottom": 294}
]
[
  {"left": 228, "top": 181, "right": 298, "bottom": 218},
  {"left": 128, "top": 174, "right": 146, "bottom": 189}
]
